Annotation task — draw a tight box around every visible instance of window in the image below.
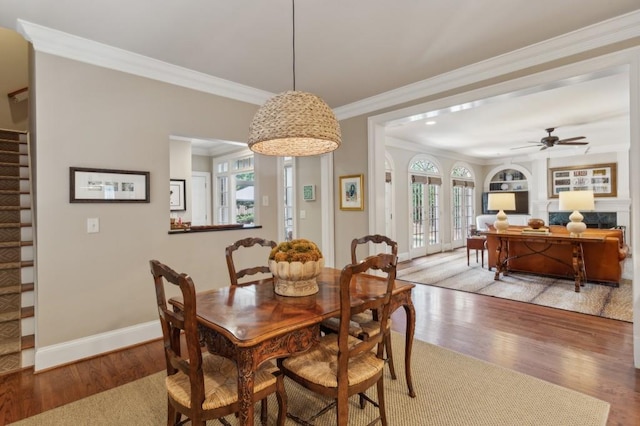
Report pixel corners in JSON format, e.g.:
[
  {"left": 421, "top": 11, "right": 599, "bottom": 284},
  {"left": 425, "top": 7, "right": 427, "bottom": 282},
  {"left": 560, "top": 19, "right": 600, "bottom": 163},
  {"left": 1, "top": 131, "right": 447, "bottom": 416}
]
[
  {"left": 283, "top": 157, "right": 294, "bottom": 241},
  {"left": 214, "top": 153, "right": 255, "bottom": 225},
  {"left": 409, "top": 157, "right": 442, "bottom": 254},
  {"left": 451, "top": 165, "right": 475, "bottom": 242}
]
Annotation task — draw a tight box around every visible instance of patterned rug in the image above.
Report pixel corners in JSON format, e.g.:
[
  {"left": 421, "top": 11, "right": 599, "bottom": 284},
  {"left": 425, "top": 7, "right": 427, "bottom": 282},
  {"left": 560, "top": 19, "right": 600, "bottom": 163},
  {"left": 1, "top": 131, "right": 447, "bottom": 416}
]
[{"left": 397, "top": 248, "right": 633, "bottom": 322}]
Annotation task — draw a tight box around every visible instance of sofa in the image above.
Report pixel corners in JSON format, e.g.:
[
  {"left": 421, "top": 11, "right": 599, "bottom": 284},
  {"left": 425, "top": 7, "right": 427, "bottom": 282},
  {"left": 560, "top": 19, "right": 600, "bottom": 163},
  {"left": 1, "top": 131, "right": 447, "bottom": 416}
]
[
  {"left": 484, "top": 225, "right": 628, "bottom": 285},
  {"left": 476, "top": 214, "right": 531, "bottom": 232}
]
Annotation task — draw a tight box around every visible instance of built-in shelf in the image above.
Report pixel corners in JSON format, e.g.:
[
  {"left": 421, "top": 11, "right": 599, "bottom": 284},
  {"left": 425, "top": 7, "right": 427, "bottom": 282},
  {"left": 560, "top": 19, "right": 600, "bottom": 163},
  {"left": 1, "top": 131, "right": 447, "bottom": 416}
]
[{"left": 489, "top": 168, "right": 528, "bottom": 192}]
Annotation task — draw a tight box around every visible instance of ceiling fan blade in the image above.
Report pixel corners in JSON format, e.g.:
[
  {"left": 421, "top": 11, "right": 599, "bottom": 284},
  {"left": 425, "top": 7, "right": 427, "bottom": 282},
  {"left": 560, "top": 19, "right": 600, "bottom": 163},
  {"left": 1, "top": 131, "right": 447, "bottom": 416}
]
[
  {"left": 510, "top": 145, "right": 538, "bottom": 150},
  {"left": 556, "top": 141, "right": 589, "bottom": 145},
  {"left": 557, "top": 136, "right": 586, "bottom": 143},
  {"left": 539, "top": 146, "right": 548, "bottom": 151}
]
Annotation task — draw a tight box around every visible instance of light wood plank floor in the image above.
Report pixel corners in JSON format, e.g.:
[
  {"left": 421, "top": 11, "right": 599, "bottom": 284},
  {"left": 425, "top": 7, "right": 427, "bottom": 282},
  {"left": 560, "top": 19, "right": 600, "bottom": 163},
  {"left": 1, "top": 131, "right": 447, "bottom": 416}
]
[{"left": 0, "top": 258, "right": 637, "bottom": 425}]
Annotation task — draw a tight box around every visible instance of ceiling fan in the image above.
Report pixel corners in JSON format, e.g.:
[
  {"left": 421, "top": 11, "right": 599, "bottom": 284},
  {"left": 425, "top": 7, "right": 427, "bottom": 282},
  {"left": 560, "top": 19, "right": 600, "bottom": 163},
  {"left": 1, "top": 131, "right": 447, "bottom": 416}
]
[{"left": 512, "top": 127, "right": 589, "bottom": 151}]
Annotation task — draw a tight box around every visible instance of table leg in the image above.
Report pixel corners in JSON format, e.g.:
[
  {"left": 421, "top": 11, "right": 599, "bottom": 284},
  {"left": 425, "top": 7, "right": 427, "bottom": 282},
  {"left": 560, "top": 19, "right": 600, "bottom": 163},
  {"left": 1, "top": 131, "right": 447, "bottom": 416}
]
[
  {"left": 401, "top": 300, "right": 416, "bottom": 398},
  {"left": 494, "top": 237, "right": 504, "bottom": 280},
  {"left": 237, "top": 349, "right": 256, "bottom": 426},
  {"left": 467, "top": 247, "right": 470, "bottom": 266},
  {"left": 571, "top": 243, "right": 585, "bottom": 293}
]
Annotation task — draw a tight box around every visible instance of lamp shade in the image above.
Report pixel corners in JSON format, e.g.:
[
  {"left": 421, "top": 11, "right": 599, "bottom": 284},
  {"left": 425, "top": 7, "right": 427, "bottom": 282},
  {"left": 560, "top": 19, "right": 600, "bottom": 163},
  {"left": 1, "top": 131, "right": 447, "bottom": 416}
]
[
  {"left": 558, "top": 190, "right": 595, "bottom": 211},
  {"left": 487, "top": 192, "right": 516, "bottom": 211},
  {"left": 248, "top": 91, "right": 342, "bottom": 156}
]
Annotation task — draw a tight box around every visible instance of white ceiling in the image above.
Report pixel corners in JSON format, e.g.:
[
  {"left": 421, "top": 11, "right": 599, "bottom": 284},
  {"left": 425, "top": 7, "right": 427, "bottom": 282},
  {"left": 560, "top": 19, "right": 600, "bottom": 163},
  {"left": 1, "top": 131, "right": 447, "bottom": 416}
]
[
  {"left": 385, "top": 68, "right": 631, "bottom": 159},
  {"left": 1, "top": 1, "right": 637, "bottom": 158}
]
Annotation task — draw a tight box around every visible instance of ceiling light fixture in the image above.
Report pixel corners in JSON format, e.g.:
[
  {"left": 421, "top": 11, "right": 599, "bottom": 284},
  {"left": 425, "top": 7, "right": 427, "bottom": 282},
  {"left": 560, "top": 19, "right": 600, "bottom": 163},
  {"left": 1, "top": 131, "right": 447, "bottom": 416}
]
[{"left": 248, "top": 0, "right": 341, "bottom": 157}]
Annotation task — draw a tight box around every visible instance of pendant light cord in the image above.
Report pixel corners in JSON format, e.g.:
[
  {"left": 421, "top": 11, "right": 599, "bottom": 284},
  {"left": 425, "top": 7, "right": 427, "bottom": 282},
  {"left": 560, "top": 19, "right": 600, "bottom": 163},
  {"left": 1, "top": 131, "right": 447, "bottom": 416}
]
[{"left": 292, "top": 0, "right": 296, "bottom": 91}]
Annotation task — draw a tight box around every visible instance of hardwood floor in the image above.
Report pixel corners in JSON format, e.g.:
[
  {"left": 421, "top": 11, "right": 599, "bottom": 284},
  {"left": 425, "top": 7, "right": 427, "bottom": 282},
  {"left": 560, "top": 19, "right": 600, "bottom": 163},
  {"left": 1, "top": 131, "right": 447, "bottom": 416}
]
[{"left": 0, "top": 258, "right": 637, "bottom": 425}]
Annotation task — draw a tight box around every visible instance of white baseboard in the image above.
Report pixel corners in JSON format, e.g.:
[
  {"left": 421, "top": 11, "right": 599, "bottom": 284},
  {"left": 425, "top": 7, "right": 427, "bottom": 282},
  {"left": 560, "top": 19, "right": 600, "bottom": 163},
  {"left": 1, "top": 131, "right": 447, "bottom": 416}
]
[
  {"left": 398, "top": 252, "right": 411, "bottom": 262},
  {"left": 34, "top": 320, "right": 162, "bottom": 372}
]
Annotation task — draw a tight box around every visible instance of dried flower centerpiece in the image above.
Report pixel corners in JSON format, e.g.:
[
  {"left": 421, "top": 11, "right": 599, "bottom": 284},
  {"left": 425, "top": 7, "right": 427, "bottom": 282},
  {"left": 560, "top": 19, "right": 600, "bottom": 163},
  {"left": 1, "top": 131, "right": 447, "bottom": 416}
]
[{"left": 269, "top": 239, "right": 324, "bottom": 296}]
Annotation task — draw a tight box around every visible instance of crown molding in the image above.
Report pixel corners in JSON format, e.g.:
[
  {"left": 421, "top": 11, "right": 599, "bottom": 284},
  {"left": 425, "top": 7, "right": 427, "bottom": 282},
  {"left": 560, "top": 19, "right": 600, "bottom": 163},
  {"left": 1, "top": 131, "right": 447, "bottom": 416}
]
[
  {"left": 334, "top": 10, "right": 640, "bottom": 120},
  {"left": 16, "top": 19, "right": 274, "bottom": 106},
  {"left": 15, "top": 10, "right": 640, "bottom": 117}
]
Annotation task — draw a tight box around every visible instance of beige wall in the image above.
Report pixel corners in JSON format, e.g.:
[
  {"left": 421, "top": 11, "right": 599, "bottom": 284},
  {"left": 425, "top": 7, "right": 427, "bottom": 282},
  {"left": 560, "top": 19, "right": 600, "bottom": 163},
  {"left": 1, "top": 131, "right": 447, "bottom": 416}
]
[
  {"left": 295, "top": 156, "right": 323, "bottom": 247},
  {"left": 0, "top": 28, "right": 28, "bottom": 130},
  {"left": 332, "top": 117, "right": 370, "bottom": 265},
  {"left": 32, "top": 52, "right": 279, "bottom": 347}
]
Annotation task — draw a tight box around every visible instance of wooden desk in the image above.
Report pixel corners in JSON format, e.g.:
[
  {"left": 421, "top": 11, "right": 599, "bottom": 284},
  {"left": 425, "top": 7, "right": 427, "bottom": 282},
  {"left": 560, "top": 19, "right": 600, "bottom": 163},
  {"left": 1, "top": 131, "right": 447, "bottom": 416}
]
[
  {"left": 170, "top": 267, "right": 416, "bottom": 426},
  {"left": 466, "top": 236, "right": 486, "bottom": 267},
  {"left": 481, "top": 230, "right": 605, "bottom": 292}
]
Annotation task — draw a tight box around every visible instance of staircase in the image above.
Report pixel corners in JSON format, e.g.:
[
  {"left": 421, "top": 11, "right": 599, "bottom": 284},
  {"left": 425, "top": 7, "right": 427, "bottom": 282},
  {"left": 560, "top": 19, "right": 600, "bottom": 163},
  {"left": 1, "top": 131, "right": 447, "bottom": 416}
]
[{"left": 0, "top": 129, "right": 34, "bottom": 374}]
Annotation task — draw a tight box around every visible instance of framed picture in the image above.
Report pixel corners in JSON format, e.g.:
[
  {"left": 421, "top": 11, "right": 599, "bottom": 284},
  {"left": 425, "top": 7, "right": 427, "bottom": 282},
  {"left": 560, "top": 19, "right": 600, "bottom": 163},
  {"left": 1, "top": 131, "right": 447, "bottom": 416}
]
[
  {"left": 70, "top": 167, "right": 150, "bottom": 203},
  {"left": 303, "top": 184, "right": 316, "bottom": 201},
  {"left": 339, "top": 174, "right": 364, "bottom": 211},
  {"left": 170, "top": 179, "right": 186, "bottom": 211},
  {"left": 548, "top": 163, "right": 617, "bottom": 198}
]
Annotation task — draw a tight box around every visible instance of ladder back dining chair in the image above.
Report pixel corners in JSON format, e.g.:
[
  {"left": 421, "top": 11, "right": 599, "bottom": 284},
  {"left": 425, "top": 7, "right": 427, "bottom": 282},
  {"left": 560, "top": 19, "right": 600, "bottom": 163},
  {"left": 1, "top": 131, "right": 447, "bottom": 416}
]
[
  {"left": 225, "top": 237, "right": 277, "bottom": 287},
  {"left": 321, "top": 234, "right": 399, "bottom": 380},
  {"left": 149, "top": 259, "right": 286, "bottom": 426},
  {"left": 279, "top": 253, "right": 396, "bottom": 426}
]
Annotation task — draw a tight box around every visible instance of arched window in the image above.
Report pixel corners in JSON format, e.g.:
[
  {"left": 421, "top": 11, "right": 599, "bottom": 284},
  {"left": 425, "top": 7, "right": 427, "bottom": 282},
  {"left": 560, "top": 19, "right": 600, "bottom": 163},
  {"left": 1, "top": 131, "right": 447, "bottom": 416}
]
[
  {"left": 409, "top": 157, "right": 442, "bottom": 256},
  {"left": 451, "top": 164, "right": 475, "bottom": 245}
]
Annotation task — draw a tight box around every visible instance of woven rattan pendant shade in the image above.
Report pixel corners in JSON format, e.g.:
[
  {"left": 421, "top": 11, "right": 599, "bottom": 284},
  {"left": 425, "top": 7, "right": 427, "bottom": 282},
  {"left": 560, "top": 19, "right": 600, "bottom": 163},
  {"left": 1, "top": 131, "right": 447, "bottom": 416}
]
[{"left": 248, "top": 90, "right": 341, "bottom": 156}]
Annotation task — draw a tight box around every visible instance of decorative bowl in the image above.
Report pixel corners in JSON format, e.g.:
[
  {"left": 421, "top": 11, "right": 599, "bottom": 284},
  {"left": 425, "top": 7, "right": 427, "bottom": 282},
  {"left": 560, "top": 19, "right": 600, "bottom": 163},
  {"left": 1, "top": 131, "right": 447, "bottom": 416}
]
[
  {"left": 269, "top": 258, "right": 324, "bottom": 297},
  {"left": 528, "top": 218, "right": 545, "bottom": 229}
]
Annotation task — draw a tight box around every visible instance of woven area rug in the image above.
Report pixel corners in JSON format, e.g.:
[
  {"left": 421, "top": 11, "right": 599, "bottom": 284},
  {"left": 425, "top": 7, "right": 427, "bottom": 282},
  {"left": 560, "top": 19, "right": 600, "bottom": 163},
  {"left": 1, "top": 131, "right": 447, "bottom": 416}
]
[
  {"left": 398, "top": 248, "right": 632, "bottom": 322},
  {"left": 12, "top": 332, "right": 609, "bottom": 426}
]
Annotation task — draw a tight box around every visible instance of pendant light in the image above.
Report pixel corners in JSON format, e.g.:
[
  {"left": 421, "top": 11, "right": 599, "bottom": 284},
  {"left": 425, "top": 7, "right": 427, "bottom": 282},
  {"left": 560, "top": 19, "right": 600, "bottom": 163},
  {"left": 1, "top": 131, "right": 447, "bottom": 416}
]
[{"left": 248, "top": 0, "right": 341, "bottom": 156}]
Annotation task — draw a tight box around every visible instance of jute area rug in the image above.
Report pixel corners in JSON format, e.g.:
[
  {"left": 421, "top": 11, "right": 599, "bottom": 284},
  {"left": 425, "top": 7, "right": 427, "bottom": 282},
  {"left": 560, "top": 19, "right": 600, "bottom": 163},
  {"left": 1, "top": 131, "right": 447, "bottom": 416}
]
[
  {"left": 397, "top": 248, "right": 633, "bottom": 322},
  {"left": 13, "top": 333, "right": 609, "bottom": 426}
]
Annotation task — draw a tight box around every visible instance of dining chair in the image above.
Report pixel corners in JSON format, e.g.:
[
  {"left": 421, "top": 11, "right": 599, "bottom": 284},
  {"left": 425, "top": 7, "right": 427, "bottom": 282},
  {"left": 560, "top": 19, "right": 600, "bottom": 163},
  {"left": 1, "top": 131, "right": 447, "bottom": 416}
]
[
  {"left": 321, "top": 234, "right": 399, "bottom": 380},
  {"left": 225, "top": 237, "right": 277, "bottom": 287},
  {"left": 149, "top": 259, "right": 286, "bottom": 426},
  {"left": 279, "top": 253, "right": 396, "bottom": 425}
]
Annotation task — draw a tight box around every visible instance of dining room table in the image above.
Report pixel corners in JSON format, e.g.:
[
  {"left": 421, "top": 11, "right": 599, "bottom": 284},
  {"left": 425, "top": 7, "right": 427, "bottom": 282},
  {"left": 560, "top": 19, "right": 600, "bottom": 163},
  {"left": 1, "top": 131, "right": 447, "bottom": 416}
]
[{"left": 169, "top": 266, "right": 416, "bottom": 426}]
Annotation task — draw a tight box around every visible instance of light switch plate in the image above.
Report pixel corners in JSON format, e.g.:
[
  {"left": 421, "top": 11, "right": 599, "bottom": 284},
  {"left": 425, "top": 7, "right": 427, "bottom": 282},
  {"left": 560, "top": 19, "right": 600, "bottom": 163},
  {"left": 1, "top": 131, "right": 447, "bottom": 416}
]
[{"left": 87, "top": 217, "right": 99, "bottom": 233}]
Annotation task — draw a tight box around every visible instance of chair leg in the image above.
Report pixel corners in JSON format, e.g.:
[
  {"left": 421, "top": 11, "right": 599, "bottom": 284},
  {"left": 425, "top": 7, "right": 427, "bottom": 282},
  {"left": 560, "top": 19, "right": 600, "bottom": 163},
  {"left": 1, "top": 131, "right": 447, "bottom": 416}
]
[
  {"left": 260, "top": 398, "right": 268, "bottom": 425},
  {"left": 168, "top": 401, "right": 180, "bottom": 426},
  {"left": 275, "top": 373, "right": 288, "bottom": 426},
  {"left": 377, "top": 376, "right": 388, "bottom": 426},
  {"left": 336, "top": 393, "right": 349, "bottom": 426},
  {"left": 384, "top": 333, "right": 397, "bottom": 380}
]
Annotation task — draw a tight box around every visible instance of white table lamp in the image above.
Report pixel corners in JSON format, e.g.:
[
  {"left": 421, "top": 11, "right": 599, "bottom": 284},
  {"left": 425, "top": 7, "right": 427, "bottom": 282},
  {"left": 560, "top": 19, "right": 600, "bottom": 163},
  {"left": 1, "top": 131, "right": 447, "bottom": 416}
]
[
  {"left": 488, "top": 192, "right": 516, "bottom": 232},
  {"left": 558, "top": 190, "right": 595, "bottom": 237}
]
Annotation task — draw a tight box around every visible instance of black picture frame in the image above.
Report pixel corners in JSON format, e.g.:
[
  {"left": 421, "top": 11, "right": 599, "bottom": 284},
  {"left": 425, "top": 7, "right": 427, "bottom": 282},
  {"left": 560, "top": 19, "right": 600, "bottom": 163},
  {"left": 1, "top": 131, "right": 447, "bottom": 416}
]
[
  {"left": 170, "top": 179, "right": 186, "bottom": 211},
  {"left": 70, "top": 167, "right": 150, "bottom": 203}
]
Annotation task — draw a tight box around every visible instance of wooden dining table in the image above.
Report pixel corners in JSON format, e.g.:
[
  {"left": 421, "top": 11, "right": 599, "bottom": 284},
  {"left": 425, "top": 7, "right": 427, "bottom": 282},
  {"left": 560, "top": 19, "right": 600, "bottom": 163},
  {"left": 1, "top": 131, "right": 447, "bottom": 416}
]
[{"left": 169, "top": 267, "right": 416, "bottom": 426}]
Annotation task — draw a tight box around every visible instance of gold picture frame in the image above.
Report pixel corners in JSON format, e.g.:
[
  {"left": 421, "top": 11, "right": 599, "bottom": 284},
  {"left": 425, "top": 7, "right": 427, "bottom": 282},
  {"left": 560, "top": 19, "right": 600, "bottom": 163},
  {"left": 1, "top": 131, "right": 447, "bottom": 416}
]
[
  {"left": 339, "top": 174, "right": 364, "bottom": 211},
  {"left": 548, "top": 162, "right": 617, "bottom": 198}
]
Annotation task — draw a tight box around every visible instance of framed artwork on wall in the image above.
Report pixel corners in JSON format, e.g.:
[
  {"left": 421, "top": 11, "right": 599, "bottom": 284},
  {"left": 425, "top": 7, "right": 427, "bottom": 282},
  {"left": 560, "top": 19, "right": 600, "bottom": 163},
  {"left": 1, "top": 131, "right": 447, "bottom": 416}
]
[
  {"left": 303, "top": 184, "right": 316, "bottom": 201},
  {"left": 547, "top": 163, "right": 617, "bottom": 198},
  {"left": 170, "top": 179, "right": 186, "bottom": 211},
  {"left": 339, "top": 174, "right": 364, "bottom": 211},
  {"left": 70, "top": 167, "right": 150, "bottom": 203}
]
